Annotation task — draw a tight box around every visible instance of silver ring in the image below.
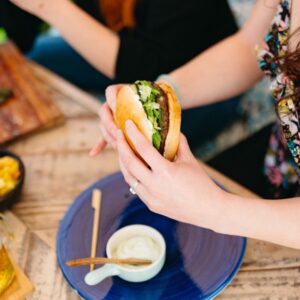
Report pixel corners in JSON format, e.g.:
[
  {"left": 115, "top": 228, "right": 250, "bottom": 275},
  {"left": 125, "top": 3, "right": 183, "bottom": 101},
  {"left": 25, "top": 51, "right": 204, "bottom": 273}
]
[{"left": 129, "top": 180, "right": 139, "bottom": 195}]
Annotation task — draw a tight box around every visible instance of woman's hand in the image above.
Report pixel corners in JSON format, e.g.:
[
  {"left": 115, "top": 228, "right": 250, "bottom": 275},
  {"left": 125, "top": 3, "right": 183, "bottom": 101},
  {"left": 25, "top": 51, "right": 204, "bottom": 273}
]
[
  {"left": 117, "top": 120, "right": 226, "bottom": 230},
  {"left": 90, "top": 85, "right": 123, "bottom": 156}
]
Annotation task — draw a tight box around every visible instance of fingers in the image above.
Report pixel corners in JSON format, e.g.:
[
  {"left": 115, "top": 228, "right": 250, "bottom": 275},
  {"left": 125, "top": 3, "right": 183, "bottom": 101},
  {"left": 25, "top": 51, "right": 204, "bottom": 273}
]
[
  {"left": 175, "top": 134, "right": 195, "bottom": 162},
  {"left": 89, "top": 138, "right": 107, "bottom": 156},
  {"left": 100, "top": 123, "right": 116, "bottom": 148},
  {"left": 99, "top": 103, "right": 118, "bottom": 141},
  {"left": 91, "top": 101, "right": 117, "bottom": 155},
  {"left": 118, "top": 159, "right": 146, "bottom": 194},
  {"left": 119, "top": 158, "right": 136, "bottom": 187},
  {"left": 119, "top": 159, "right": 158, "bottom": 211},
  {"left": 116, "top": 124, "right": 162, "bottom": 211},
  {"left": 117, "top": 130, "right": 152, "bottom": 184},
  {"left": 125, "top": 120, "right": 167, "bottom": 169},
  {"left": 89, "top": 84, "right": 124, "bottom": 156},
  {"left": 105, "top": 84, "right": 124, "bottom": 112},
  {"left": 89, "top": 114, "right": 116, "bottom": 156}
]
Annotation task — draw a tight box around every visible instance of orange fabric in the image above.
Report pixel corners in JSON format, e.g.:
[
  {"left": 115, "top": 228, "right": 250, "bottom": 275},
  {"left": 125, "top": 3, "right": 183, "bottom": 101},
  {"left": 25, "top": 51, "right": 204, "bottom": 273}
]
[{"left": 99, "top": 0, "right": 136, "bottom": 32}]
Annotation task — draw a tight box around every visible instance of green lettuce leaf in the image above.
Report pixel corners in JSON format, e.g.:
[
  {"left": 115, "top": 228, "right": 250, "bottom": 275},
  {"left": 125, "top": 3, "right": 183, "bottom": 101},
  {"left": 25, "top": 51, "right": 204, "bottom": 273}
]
[
  {"left": 133, "top": 81, "right": 162, "bottom": 150},
  {"left": 152, "top": 131, "right": 161, "bottom": 150}
]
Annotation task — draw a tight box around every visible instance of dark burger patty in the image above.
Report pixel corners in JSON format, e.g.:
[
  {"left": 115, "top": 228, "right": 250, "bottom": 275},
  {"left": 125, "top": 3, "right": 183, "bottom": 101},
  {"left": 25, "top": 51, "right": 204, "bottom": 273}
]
[{"left": 154, "top": 83, "right": 169, "bottom": 154}]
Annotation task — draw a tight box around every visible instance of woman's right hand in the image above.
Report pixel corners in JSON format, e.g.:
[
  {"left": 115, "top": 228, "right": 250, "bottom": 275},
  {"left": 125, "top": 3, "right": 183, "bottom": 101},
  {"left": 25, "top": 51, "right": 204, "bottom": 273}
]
[{"left": 89, "top": 85, "right": 123, "bottom": 156}]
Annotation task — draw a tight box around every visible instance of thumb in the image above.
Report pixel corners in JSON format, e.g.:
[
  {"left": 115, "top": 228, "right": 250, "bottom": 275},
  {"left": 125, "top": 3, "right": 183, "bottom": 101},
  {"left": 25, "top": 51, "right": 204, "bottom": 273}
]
[{"left": 175, "top": 134, "right": 194, "bottom": 162}]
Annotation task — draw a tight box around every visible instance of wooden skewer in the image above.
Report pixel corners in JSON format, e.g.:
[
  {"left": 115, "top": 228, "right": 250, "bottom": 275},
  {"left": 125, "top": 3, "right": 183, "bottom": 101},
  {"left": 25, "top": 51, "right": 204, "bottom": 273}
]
[
  {"left": 90, "top": 189, "right": 102, "bottom": 271},
  {"left": 66, "top": 257, "right": 153, "bottom": 267}
]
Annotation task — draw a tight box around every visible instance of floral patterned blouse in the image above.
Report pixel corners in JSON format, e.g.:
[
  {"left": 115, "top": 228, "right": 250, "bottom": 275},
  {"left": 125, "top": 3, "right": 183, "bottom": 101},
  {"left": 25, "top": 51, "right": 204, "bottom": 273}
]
[{"left": 257, "top": 0, "right": 300, "bottom": 198}]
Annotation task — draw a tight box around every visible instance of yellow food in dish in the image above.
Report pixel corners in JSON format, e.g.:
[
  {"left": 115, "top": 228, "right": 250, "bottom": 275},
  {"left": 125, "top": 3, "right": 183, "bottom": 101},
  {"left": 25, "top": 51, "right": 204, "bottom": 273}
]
[
  {"left": 0, "top": 246, "right": 15, "bottom": 295},
  {"left": 0, "top": 156, "right": 20, "bottom": 197}
]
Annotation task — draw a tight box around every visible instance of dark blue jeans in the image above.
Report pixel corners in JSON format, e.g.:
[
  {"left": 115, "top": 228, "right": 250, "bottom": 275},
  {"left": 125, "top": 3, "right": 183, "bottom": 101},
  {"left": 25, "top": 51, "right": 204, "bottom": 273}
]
[{"left": 27, "top": 35, "right": 241, "bottom": 150}]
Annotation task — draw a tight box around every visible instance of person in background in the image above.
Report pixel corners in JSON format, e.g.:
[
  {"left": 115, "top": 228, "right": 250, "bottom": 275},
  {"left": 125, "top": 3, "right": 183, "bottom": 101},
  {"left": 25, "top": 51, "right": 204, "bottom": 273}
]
[
  {"left": 2, "top": 0, "right": 240, "bottom": 150},
  {"left": 92, "top": 0, "right": 300, "bottom": 249}
]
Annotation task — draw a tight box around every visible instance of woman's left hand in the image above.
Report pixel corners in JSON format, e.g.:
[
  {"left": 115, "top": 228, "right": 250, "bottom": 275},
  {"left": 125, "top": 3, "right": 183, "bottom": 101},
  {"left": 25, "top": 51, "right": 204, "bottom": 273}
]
[{"left": 117, "top": 120, "right": 226, "bottom": 229}]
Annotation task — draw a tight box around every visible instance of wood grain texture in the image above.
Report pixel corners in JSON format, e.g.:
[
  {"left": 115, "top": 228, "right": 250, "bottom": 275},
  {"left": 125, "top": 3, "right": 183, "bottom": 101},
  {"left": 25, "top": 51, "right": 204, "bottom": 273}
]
[
  {"left": 4, "top": 62, "right": 300, "bottom": 299},
  {"left": 0, "top": 42, "right": 64, "bottom": 144}
]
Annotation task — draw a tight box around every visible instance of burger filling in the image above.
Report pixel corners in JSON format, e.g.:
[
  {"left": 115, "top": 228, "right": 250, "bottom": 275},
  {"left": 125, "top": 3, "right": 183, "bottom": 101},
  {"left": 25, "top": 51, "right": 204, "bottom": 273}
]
[{"left": 131, "top": 81, "right": 169, "bottom": 153}]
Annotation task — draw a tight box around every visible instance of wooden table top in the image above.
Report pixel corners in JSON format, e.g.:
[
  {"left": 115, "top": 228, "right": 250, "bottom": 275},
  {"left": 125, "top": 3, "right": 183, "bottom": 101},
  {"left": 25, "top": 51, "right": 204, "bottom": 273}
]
[{"left": 5, "top": 63, "right": 300, "bottom": 299}]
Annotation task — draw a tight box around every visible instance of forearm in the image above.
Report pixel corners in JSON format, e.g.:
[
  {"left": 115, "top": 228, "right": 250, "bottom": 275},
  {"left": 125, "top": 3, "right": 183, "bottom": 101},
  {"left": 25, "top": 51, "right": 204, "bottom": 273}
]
[
  {"left": 171, "top": 32, "right": 264, "bottom": 109},
  {"left": 38, "top": 0, "right": 119, "bottom": 79},
  {"left": 216, "top": 192, "right": 300, "bottom": 249}
]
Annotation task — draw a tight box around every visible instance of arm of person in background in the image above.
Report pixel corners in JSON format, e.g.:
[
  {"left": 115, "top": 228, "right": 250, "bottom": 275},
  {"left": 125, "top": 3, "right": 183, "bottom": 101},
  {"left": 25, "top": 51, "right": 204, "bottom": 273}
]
[
  {"left": 169, "top": 0, "right": 279, "bottom": 109},
  {"left": 8, "top": 0, "right": 237, "bottom": 83},
  {"left": 9, "top": 0, "right": 119, "bottom": 79}
]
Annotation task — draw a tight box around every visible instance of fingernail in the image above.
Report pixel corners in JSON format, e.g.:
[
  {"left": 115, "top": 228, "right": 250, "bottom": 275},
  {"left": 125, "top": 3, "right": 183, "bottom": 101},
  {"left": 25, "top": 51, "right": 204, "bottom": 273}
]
[{"left": 89, "top": 148, "right": 97, "bottom": 157}]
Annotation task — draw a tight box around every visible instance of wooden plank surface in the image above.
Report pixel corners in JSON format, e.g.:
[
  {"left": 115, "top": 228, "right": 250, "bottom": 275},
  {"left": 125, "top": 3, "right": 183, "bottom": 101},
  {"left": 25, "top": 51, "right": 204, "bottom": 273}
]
[
  {"left": 5, "top": 212, "right": 80, "bottom": 300},
  {"left": 0, "top": 42, "right": 64, "bottom": 144},
  {"left": 5, "top": 62, "right": 300, "bottom": 299}
]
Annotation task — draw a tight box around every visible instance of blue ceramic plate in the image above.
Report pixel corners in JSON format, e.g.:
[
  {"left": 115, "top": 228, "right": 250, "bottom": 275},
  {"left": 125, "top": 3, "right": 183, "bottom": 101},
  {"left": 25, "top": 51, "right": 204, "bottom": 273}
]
[{"left": 57, "top": 172, "right": 246, "bottom": 300}]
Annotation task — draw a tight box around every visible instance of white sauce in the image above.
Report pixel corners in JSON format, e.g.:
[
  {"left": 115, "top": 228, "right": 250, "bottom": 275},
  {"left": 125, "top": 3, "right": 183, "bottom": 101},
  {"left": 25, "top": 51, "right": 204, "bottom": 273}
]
[{"left": 112, "top": 235, "right": 160, "bottom": 268}]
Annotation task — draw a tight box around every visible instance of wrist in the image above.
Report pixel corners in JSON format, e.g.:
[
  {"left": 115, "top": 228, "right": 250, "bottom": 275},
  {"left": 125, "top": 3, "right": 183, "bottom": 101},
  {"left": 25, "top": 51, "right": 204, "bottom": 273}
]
[
  {"left": 207, "top": 187, "right": 231, "bottom": 233},
  {"left": 37, "top": 0, "right": 70, "bottom": 23},
  {"left": 215, "top": 192, "right": 266, "bottom": 238},
  {"left": 156, "top": 74, "right": 182, "bottom": 102},
  {"left": 192, "top": 181, "right": 229, "bottom": 232}
]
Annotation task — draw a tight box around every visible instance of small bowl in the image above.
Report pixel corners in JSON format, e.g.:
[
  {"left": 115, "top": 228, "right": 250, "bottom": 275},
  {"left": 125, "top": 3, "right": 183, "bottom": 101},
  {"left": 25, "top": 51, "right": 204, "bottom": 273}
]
[
  {"left": 0, "top": 150, "right": 25, "bottom": 211},
  {"left": 84, "top": 225, "right": 166, "bottom": 285}
]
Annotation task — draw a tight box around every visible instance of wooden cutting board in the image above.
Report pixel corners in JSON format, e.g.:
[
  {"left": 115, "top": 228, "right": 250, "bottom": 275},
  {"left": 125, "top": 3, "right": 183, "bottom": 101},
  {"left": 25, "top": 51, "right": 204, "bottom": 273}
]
[{"left": 0, "top": 41, "right": 64, "bottom": 144}]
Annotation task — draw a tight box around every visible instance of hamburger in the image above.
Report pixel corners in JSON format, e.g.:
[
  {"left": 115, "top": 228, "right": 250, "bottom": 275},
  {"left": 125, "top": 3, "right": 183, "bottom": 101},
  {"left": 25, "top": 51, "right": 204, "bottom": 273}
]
[{"left": 114, "top": 80, "right": 181, "bottom": 161}]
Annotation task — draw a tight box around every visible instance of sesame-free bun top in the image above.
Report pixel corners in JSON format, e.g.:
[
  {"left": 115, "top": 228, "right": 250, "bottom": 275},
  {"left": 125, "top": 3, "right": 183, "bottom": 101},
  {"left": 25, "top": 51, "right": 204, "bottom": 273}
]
[{"left": 114, "top": 82, "right": 181, "bottom": 161}]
